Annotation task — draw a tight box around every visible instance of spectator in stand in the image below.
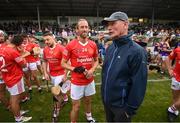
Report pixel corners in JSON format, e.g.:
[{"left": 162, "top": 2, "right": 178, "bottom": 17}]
[{"left": 62, "top": 29, "right": 68, "bottom": 38}]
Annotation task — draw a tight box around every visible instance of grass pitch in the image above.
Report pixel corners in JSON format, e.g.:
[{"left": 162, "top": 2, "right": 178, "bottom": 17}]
[{"left": 0, "top": 70, "right": 179, "bottom": 122}]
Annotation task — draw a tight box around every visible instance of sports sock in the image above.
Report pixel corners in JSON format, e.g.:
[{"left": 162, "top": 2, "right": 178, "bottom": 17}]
[
  {"left": 86, "top": 112, "right": 93, "bottom": 120},
  {"left": 168, "top": 105, "right": 179, "bottom": 115}
]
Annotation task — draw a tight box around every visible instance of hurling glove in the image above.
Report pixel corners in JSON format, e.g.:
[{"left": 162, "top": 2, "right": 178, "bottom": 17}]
[{"left": 73, "top": 66, "right": 86, "bottom": 73}]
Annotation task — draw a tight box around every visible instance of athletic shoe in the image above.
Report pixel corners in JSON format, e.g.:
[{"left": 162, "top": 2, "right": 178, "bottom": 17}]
[
  {"left": 87, "top": 118, "right": 96, "bottom": 123},
  {"left": 28, "top": 87, "right": 32, "bottom": 93},
  {"left": 16, "top": 116, "right": 32, "bottom": 122},
  {"left": 167, "top": 109, "right": 178, "bottom": 122},
  {"left": 21, "top": 96, "right": 30, "bottom": 103},
  {"left": 20, "top": 110, "right": 29, "bottom": 116},
  {"left": 38, "top": 87, "right": 42, "bottom": 93}
]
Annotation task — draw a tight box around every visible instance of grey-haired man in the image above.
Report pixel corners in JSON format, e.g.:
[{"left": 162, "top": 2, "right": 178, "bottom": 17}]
[{"left": 101, "top": 11, "right": 148, "bottom": 122}]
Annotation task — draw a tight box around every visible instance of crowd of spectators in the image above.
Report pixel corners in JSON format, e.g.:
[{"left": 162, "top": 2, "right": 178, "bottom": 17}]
[{"left": 1, "top": 21, "right": 180, "bottom": 73}]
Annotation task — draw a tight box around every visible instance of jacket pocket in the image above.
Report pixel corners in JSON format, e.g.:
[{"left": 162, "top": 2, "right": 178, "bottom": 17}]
[
  {"left": 112, "top": 85, "right": 127, "bottom": 107},
  {"left": 120, "top": 87, "right": 126, "bottom": 105}
]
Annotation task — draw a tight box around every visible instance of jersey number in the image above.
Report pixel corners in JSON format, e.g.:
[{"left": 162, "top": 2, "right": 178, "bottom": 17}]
[{"left": 0, "top": 56, "right": 8, "bottom": 72}]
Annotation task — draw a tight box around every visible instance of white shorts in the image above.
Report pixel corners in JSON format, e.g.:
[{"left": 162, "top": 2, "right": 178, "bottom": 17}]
[
  {"left": 7, "top": 78, "right": 25, "bottom": 96},
  {"left": 71, "top": 81, "right": 96, "bottom": 100},
  {"left": 23, "top": 62, "right": 38, "bottom": 71},
  {"left": 36, "top": 60, "right": 41, "bottom": 66},
  {"left": 0, "top": 79, "right": 4, "bottom": 84},
  {"left": 171, "top": 77, "right": 180, "bottom": 90},
  {"left": 28, "top": 62, "right": 38, "bottom": 71},
  {"left": 22, "top": 63, "right": 29, "bottom": 72},
  {"left": 51, "top": 75, "right": 64, "bottom": 86}
]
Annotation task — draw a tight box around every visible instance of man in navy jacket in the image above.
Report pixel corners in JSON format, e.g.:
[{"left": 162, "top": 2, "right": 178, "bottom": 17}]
[{"left": 101, "top": 11, "right": 148, "bottom": 122}]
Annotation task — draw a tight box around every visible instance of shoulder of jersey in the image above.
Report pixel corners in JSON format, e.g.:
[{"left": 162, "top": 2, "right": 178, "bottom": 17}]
[
  {"left": 175, "top": 47, "right": 180, "bottom": 51},
  {"left": 43, "top": 45, "right": 49, "bottom": 50},
  {"left": 87, "top": 39, "right": 97, "bottom": 48},
  {"left": 66, "top": 39, "right": 78, "bottom": 47}
]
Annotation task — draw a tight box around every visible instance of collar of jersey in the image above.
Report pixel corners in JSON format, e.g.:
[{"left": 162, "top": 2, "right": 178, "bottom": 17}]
[
  {"left": 50, "top": 43, "right": 57, "bottom": 50},
  {"left": 78, "top": 41, "right": 88, "bottom": 46}
]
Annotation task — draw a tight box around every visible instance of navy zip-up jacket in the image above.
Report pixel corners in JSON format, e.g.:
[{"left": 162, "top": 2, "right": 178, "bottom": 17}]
[{"left": 101, "top": 34, "right": 147, "bottom": 115}]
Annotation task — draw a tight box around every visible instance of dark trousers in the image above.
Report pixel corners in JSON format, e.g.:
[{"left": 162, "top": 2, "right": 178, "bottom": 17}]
[{"left": 104, "top": 106, "right": 131, "bottom": 122}]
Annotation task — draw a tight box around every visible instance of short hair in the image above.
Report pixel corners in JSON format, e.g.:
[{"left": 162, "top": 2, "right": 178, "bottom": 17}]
[
  {"left": 20, "top": 33, "right": 28, "bottom": 39},
  {"left": 43, "top": 31, "right": 54, "bottom": 37},
  {"left": 11, "top": 35, "right": 24, "bottom": 46}
]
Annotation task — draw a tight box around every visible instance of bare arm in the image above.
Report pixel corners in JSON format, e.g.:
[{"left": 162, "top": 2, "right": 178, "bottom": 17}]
[
  {"left": 165, "top": 57, "right": 173, "bottom": 77},
  {"left": 42, "top": 60, "right": 50, "bottom": 80},
  {"left": 85, "top": 57, "right": 99, "bottom": 78},
  {"left": 21, "top": 51, "right": 31, "bottom": 58},
  {"left": 61, "top": 58, "right": 74, "bottom": 71},
  {"left": 90, "top": 57, "right": 99, "bottom": 72}
]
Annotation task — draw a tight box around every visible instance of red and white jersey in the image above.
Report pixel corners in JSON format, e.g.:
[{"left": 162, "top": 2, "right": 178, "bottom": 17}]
[
  {"left": 43, "top": 43, "right": 65, "bottom": 76},
  {"left": 0, "top": 46, "right": 26, "bottom": 87},
  {"left": 169, "top": 47, "right": 180, "bottom": 82},
  {"left": 34, "top": 43, "right": 40, "bottom": 61},
  {"left": 63, "top": 39, "right": 98, "bottom": 85},
  {"left": 22, "top": 42, "right": 37, "bottom": 63}
]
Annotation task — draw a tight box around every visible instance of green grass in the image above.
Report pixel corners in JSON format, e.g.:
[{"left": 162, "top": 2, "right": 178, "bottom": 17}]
[{"left": 0, "top": 69, "right": 179, "bottom": 122}]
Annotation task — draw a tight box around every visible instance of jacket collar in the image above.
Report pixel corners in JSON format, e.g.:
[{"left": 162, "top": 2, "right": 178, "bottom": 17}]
[{"left": 113, "top": 33, "right": 133, "bottom": 47}]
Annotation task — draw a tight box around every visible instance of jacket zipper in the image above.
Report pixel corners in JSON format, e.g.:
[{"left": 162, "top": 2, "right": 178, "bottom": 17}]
[{"left": 104, "top": 47, "right": 118, "bottom": 103}]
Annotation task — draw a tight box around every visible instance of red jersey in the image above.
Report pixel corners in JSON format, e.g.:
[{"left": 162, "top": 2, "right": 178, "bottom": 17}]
[
  {"left": 0, "top": 46, "right": 25, "bottom": 87},
  {"left": 0, "top": 43, "right": 6, "bottom": 48},
  {"left": 23, "top": 42, "right": 37, "bottom": 63},
  {"left": 169, "top": 47, "right": 180, "bottom": 82},
  {"left": 63, "top": 39, "right": 98, "bottom": 85},
  {"left": 34, "top": 43, "right": 40, "bottom": 61},
  {"left": 43, "top": 44, "right": 65, "bottom": 76}
]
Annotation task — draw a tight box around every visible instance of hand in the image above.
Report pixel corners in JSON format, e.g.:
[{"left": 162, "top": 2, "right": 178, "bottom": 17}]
[
  {"left": 17, "top": 46, "right": 24, "bottom": 52},
  {"left": 84, "top": 69, "right": 94, "bottom": 79},
  {"left": 124, "top": 112, "right": 130, "bottom": 118},
  {"left": 73, "top": 66, "right": 86, "bottom": 73},
  {"left": 168, "top": 69, "right": 174, "bottom": 77},
  {"left": 44, "top": 73, "right": 50, "bottom": 80},
  {"left": 116, "top": 111, "right": 131, "bottom": 122}
]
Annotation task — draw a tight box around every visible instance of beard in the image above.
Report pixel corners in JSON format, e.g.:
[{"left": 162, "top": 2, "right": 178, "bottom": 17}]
[
  {"left": 47, "top": 43, "right": 54, "bottom": 48},
  {"left": 79, "top": 32, "right": 88, "bottom": 39}
]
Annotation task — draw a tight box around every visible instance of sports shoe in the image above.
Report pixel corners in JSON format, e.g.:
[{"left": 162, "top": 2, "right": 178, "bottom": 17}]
[
  {"left": 167, "top": 109, "right": 178, "bottom": 122},
  {"left": 28, "top": 87, "right": 32, "bottom": 93},
  {"left": 21, "top": 96, "right": 30, "bottom": 103},
  {"left": 87, "top": 118, "right": 96, "bottom": 123},
  {"left": 20, "top": 110, "right": 29, "bottom": 116},
  {"left": 38, "top": 87, "right": 42, "bottom": 93},
  {"left": 16, "top": 116, "right": 32, "bottom": 122}
]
